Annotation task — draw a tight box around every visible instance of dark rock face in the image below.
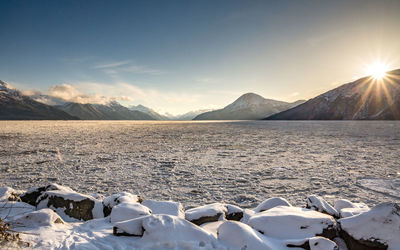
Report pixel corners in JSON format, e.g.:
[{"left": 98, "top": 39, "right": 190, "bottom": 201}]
[
  {"left": 20, "top": 185, "right": 59, "bottom": 206},
  {"left": 38, "top": 194, "right": 96, "bottom": 221},
  {"left": 339, "top": 230, "right": 387, "bottom": 250},
  {"left": 189, "top": 213, "right": 223, "bottom": 226},
  {"left": 113, "top": 226, "right": 145, "bottom": 237},
  {"left": 317, "top": 225, "right": 338, "bottom": 240},
  {"left": 226, "top": 211, "right": 243, "bottom": 221}
]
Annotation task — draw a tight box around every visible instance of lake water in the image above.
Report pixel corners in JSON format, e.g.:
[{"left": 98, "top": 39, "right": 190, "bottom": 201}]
[{"left": 0, "top": 120, "right": 399, "bottom": 208}]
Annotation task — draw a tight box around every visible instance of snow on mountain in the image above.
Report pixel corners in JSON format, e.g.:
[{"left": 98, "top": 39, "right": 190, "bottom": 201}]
[
  {"left": 0, "top": 80, "right": 78, "bottom": 120},
  {"left": 194, "top": 93, "right": 304, "bottom": 120},
  {"left": 266, "top": 68, "right": 400, "bottom": 120},
  {"left": 130, "top": 104, "right": 169, "bottom": 120}
]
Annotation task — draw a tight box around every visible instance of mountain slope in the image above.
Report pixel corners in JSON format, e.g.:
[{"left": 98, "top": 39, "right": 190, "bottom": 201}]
[
  {"left": 130, "top": 104, "right": 169, "bottom": 120},
  {"left": 265, "top": 69, "right": 400, "bottom": 120},
  {"left": 0, "top": 80, "right": 79, "bottom": 120},
  {"left": 194, "top": 93, "right": 304, "bottom": 120},
  {"left": 57, "top": 101, "right": 155, "bottom": 120}
]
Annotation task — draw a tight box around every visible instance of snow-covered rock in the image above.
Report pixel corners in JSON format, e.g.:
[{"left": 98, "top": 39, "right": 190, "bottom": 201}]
[
  {"left": 200, "top": 221, "right": 224, "bottom": 238},
  {"left": 20, "top": 183, "right": 71, "bottom": 206},
  {"left": 185, "top": 203, "right": 243, "bottom": 225},
  {"left": 286, "top": 236, "right": 338, "bottom": 250},
  {"left": 185, "top": 203, "right": 227, "bottom": 225},
  {"left": 254, "top": 197, "right": 291, "bottom": 213},
  {"left": 142, "top": 200, "right": 185, "bottom": 218},
  {"left": 36, "top": 188, "right": 103, "bottom": 222},
  {"left": 217, "top": 221, "right": 273, "bottom": 250},
  {"left": 248, "top": 206, "right": 337, "bottom": 240},
  {"left": 110, "top": 202, "right": 151, "bottom": 223},
  {"left": 103, "top": 191, "right": 143, "bottom": 216},
  {"left": 339, "top": 202, "right": 400, "bottom": 250},
  {"left": 306, "top": 195, "right": 339, "bottom": 218},
  {"left": 0, "top": 201, "right": 35, "bottom": 220},
  {"left": 0, "top": 187, "right": 22, "bottom": 202},
  {"left": 334, "top": 199, "right": 369, "bottom": 218},
  {"left": 114, "top": 214, "right": 218, "bottom": 247},
  {"left": 12, "top": 208, "right": 65, "bottom": 228}
]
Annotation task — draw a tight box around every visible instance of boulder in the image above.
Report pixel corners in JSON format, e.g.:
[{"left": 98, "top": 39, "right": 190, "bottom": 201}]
[
  {"left": 142, "top": 200, "right": 184, "bottom": 218},
  {"left": 306, "top": 195, "right": 339, "bottom": 218},
  {"left": 12, "top": 208, "right": 65, "bottom": 227},
  {"left": 217, "top": 221, "right": 273, "bottom": 250},
  {"left": 254, "top": 197, "right": 291, "bottom": 213},
  {"left": 185, "top": 203, "right": 243, "bottom": 225},
  {"left": 286, "top": 236, "right": 338, "bottom": 250},
  {"left": 110, "top": 203, "right": 151, "bottom": 223},
  {"left": 339, "top": 202, "right": 400, "bottom": 250},
  {"left": 334, "top": 199, "right": 369, "bottom": 218},
  {"left": 247, "top": 206, "right": 337, "bottom": 240},
  {"left": 20, "top": 183, "right": 70, "bottom": 206},
  {"left": 0, "top": 187, "right": 22, "bottom": 202},
  {"left": 103, "top": 192, "right": 143, "bottom": 217},
  {"left": 113, "top": 214, "right": 218, "bottom": 247},
  {"left": 36, "top": 188, "right": 103, "bottom": 222}
]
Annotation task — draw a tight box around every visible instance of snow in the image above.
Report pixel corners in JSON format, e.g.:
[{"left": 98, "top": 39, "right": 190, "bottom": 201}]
[
  {"left": 200, "top": 221, "right": 224, "bottom": 238},
  {"left": 253, "top": 197, "right": 291, "bottom": 213},
  {"left": 339, "top": 202, "right": 400, "bottom": 249},
  {"left": 247, "top": 206, "right": 336, "bottom": 239},
  {"left": 11, "top": 209, "right": 64, "bottom": 228},
  {"left": 286, "top": 236, "right": 338, "bottom": 250},
  {"left": 0, "top": 201, "right": 35, "bottom": 220},
  {"left": 0, "top": 187, "right": 22, "bottom": 201},
  {"left": 103, "top": 192, "right": 141, "bottom": 208},
  {"left": 185, "top": 203, "right": 227, "bottom": 221},
  {"left": 217, "top": 221, "right": 273, "bottom": 250},
  {"left": 334, "top": 199, "right": 369, "bottom": 218},
  {"left": 110, "top": 202, "right": 151, "bottom": 223},
  {"left": 142, "top": 199, "right": 185, "bottom": 218},
  {"left": 306, "top": 195, "right": 339, "bottom": 217}
]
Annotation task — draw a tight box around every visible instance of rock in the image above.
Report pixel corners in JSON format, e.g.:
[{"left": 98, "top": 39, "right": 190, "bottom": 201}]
[
  {"left": 114, "top": 214, "right": 218, "bottom": 247},
  {"left": 247, "top": 206, "right": 337, "bottom": 240},
  {"left": 36, "top": 188, "right": 103, "bottom": 222},
  {"left": 185, "top": 203, "right": 243, "bottom": 225},
  {"left": 226, "top": 204, "right": 243, "bottom": 221},
  {"left": 0, "top": 187, "right": 22, "bottom": 202},
  {"left": 217, "top": 221, "right": 273, "bottom": 250},
  {"left": 286, "top": 236, "right": 338, "bottom": 250},
  {"left": 12, "top": 208, "right": 65, "bottom": 227},
  {"left": 20, "top": 183, "right": 70, "bottom": 206},
  {"left": 110, "top": 203, "right": 151, "bottom": 223},
  {"left": 306, "top": 195, "right": 339, "bottom": 218},
  {"left": 339, "top": 202, "right": 400, "bottom": 250},
  {"left": 240, "top": 208, "right": 256, "bottom": 224},
  {"left": 0, "top": 201, "right": 35, "bottom": 220},
  {"left": 254, "top": 197, "right": 291, "bottom": 213},
  {"left": 142, "top": 200, "right": 185, "bottom": 218},
  {"left": 334, "top": 199, "right": 369, "bottom": 218},
  {"left": 103, "top": 192, "right": 143, "bottom": 217}
]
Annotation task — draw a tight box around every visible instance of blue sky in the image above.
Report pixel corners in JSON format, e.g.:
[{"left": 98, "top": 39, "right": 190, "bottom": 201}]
[{"left": 1, "top": 0, "right": 400, "bottom": 114}]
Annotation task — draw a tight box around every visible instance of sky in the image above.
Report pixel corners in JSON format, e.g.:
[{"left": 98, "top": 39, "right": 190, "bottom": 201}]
[{"left": 1, "top": 0, "right": 400, "bottom": 115}]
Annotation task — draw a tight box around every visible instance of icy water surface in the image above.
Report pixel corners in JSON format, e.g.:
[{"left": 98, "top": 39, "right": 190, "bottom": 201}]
[{"left": 0, "top": 121, "right": 399, "bottom": 208}]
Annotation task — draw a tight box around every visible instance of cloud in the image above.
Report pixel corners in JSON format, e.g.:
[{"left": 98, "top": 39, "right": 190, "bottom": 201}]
[
  {"left": 290, "top": 92, "right": 299, "bottom": 97},
  {"left": 93, "top": 60, "right": 165, "bottom": 76}
]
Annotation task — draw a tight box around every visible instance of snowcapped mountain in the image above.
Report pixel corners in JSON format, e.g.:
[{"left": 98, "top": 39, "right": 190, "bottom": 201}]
[
  {"left": 266, "top": 69, "right": 400, "bottom": 120},
  {"left": 57, "top": 101, "right": 155, "bottom": 120},
  {"left": 0, "top": 80, "right": 78, "bottom": 120},
  {"left": 130, "top": 104, "right": 169, "bottom": 120},
  {"left": 194, "top": 93, "right": 304, "bottom": 120}
]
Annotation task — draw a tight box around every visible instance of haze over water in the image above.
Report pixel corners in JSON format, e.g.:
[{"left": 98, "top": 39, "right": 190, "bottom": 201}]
[{"left": 1, "top": 120, "right": 398, "bottom": 208}]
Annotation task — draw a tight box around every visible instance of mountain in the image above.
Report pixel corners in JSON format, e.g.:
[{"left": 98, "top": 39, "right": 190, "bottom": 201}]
[
  {"left": 57, "top": 101, "right": 155, "bottom": 120},
  {"left": 265, "top": 69, "right": 400, "bottom": 120},
  {"left": 193, "top": 93, "right": 304, "bottom": 120},
  {"left": 130, "top": 104, "right": 169, "bottom": 120},
  {"left": 164, "top": 109, "right": 213, "bottom": 120},
  {"left": 0, "top": 80, "right": 78, "bottom": 120}
]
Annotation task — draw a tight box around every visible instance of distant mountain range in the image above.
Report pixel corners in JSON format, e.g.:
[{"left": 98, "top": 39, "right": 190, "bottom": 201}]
[
  {"left": 57, "top": 102, "right": 155, "bottom": 120},
  {"left": 0, "top": 81, "right": 78, "bottom": 120},
  {"left": 266, "top": 69, "right": 400, "bottom": 120},
  {"left": 194, "top": 93, "right": 304, "bottom": 120}
]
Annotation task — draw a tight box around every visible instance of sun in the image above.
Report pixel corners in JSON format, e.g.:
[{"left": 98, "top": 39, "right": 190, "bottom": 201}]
[{"left": 366, "top": 62, "right": 388, "bottom": 80}]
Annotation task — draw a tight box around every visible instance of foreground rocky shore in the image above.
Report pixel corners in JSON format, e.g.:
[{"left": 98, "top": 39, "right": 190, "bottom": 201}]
[{"left": 0, "top": 184, "right": 398, "bottom": 250}]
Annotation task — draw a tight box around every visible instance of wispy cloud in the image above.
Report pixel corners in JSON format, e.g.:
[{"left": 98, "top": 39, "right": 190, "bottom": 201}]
[{"left": 93, "top": 60, "right": 165, "bottom": 76}]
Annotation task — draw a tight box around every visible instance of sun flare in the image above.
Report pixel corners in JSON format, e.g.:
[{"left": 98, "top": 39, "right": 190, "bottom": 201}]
[{"left": 366, "top": 62, "right": 388, "bottom": 80}]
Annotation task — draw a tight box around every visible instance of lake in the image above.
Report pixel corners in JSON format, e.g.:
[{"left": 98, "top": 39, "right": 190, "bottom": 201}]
[{"left": 0, "top": 120, "right": 399, "bottom": 208}]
